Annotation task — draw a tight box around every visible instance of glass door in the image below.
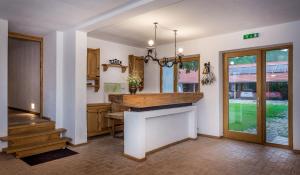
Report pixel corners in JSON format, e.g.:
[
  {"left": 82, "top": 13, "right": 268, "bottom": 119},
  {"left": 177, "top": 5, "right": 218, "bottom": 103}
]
[
  {"left": 223, "top": 50, "right": 263, "bottom": 143},
  {"left": 263, "top": 47, "right": 291, "bottom": 147}
]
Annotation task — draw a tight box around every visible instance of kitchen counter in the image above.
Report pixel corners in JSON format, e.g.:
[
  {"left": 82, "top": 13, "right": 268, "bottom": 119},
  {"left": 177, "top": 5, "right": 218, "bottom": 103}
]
[{"left": 108, "top": 93, "right": 203, "bottom": 161}]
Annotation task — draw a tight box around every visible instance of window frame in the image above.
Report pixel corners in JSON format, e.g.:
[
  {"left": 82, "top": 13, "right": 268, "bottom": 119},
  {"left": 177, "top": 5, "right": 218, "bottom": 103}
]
[{"left": 160, "top": 54, "right": 201, "bottom": 93}]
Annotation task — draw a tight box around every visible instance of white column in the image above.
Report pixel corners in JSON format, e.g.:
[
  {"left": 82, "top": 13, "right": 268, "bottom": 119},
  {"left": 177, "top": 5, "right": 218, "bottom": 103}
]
[
  {"left": 62, "top": 30, "right": 87, "bottom": 145},
  {"left": 44, "top": 31, "right": 64, "bottom": 128},
  {"left": 0, "top": 19, "right": 8, "bottom": 151},
  {"left": 188, "top": 109, "right": 197, "bottom": 139}
]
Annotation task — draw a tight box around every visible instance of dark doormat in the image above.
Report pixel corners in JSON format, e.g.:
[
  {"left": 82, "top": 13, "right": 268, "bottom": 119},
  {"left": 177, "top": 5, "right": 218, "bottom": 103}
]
[{"left": 21, "top": 148, "right": 78, "bottom": 166}]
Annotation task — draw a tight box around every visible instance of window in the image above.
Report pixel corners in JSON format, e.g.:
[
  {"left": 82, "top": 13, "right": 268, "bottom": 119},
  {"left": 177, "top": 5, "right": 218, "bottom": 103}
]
[
  {"left": 160, "top": 55, "right": 200, "bottom": 93},
  {"left": 161, "top": 63, "right": 174, "bottom": 92}
]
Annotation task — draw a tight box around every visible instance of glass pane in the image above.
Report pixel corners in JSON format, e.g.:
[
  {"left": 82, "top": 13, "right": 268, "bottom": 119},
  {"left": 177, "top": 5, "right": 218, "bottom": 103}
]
[
  {"left": 177, "top": 61, "right": 199, "bottom": 93},
  {"left": 162, "top": 64, "right": 174, "bottom": 92},
  {"left": 228, "top": 55, "right": 257, "bottom": 134},
  {"left": 265, "top": 49, "right": 289, "bottom": 145}
]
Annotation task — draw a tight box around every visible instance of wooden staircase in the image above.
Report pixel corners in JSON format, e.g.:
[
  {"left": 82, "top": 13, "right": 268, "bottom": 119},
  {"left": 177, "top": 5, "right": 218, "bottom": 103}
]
[{"left": 0, "top": 121, "right": 70, "bottom": 158}]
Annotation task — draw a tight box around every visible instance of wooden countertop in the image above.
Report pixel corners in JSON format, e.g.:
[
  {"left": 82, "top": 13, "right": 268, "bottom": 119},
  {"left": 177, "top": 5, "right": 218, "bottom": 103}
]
[
  {"left": 109, "top": 92, "right": 203, "bottom": 108},
  {"left": 87, "top": 103, "right": 111, "bottom": 107}
]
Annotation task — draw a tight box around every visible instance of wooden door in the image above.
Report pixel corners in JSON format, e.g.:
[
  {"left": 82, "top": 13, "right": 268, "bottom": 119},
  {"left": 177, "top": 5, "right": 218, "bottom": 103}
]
[
  {"left": 87, "top": 48, "right": 100, "bottom": 79},
  {"left": 128, "top": 55, "right": 144, "bottom": 90},
  {"left": 223, "top": 50, "right": 263, "bottom": 143}
]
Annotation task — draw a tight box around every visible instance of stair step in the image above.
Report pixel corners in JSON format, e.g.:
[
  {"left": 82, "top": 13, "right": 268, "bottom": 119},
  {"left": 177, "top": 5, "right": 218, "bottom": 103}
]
[
  {"left": 1, "top": 128, "right": 66, "bottom": 141},
  {"left": 9, "top": 117, "right": 49, "bottom": 127},
  {"left": 1, "top": 129, "right": 67, "bottom": 147},
  {"left": 8, "top": 121, "right": 55, "bottom": 135},
  {"left": 4, "top": 138, "right": 69, "bottom": 154},
  {"left": 17, "top": 143, "right": 67, "bottom": 158},
  {"left": 16, "top": 142, "right": 67, "bottom": 158}
]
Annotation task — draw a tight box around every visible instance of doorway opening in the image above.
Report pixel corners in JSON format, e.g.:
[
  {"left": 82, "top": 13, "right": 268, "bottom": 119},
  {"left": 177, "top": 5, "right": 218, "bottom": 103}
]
[
  {"left": 223, "top": 44, "right": 293, "bottom": 148},
  {"left": 8, "top": 33, "right": 44, "bottom": 127}
]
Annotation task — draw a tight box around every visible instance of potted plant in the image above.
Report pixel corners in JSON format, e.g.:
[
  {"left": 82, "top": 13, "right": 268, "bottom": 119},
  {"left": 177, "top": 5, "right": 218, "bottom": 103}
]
[{"left": 127, "top": 74, "right": 141, "bottom": 94}]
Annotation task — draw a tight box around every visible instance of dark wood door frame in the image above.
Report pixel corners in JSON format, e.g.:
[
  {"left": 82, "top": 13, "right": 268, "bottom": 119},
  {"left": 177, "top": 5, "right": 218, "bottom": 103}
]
[
  {"left": 223, "top": 50, "right": 263, "bottom": 144},
  {"left": 8, "top": 32, "right": 44, "bottom": 117},
  {"left": 223, "top": 44, "right": 293, "bottom": 149},
  {"left": 261, "top": 44, "right": 293, "bottom": 149}
]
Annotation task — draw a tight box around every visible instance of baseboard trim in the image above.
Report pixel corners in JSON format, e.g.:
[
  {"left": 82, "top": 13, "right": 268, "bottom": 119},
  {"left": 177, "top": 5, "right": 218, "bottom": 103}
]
[
  {"left": 293, "top": 150, "right": 300, "bottom": 154},
  {"left": 124, "top": 137, "right": 196, "bottom": 162},
  {"left": 198, "top": 133, "right": 223, "bottom": 139},
  {"left": 146, "top": 138, "right": 193, "bottom": 156},
  {"left": 8, "top": 106, "right": 40, "bottom": 115},
  {"left": 123, "top": 153, "right": 146, "bottom": 162},
  {"left": 68, "top": 141, "right": 89, "bottom": 147},
  {"left": 42, "top": 116, "right": 52, "bottom": 121}
]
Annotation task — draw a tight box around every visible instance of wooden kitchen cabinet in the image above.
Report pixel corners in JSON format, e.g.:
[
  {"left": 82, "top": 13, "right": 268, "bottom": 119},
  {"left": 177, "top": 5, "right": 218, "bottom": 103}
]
[
  {"left": 87, "top": 48, "right": 100, "bottom": 79},
  {"left": 87, "top": 103, "right": 111, "bottom": 137},
  {"left": 87, "top": 48, "right": 100, "bottom": 92},
  {"left": 128, "top": 55, "right": 144, "bottom": 90}
]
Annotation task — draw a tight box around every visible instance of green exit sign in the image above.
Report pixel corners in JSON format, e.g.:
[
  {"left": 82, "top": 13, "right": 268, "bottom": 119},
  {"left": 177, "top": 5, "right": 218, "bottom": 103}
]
[{"left": 243, "top": 33, "right": 259, "bottom": 40}]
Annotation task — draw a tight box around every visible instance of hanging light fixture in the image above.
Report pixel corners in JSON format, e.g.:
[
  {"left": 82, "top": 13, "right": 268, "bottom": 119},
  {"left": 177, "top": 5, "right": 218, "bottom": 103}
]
[{"left": 143, "top": 22, "right": 183, "bottom": 68}]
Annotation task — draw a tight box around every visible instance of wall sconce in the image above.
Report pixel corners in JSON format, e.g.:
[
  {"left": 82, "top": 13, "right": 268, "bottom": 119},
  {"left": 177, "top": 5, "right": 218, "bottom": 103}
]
[
  {"left": 201, "top": 62, "right": 216, "bottom": 85},
  {"left": 31, "top": 103, "right": 35, "bottom": 110}
]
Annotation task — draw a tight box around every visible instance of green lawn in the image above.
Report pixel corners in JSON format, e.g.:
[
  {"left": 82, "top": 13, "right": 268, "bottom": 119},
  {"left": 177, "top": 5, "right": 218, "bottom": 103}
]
[{"left": 229, "top": 101, "right": 288, "bottom": 132}]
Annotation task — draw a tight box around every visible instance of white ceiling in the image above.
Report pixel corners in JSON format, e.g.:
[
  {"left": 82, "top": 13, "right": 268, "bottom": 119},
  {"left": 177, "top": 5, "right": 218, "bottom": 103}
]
[
  {"left": 0, "top": 0, "right": 140, "bottom": 36},
  {"left": 88, "top": 0, "right": 300, "bottom": 47}
]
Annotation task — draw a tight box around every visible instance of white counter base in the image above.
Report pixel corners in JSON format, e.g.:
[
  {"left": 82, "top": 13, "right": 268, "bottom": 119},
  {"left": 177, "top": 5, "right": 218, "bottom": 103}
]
[{"left": 124, "top": 105, "right": 197, "bottom": 160}]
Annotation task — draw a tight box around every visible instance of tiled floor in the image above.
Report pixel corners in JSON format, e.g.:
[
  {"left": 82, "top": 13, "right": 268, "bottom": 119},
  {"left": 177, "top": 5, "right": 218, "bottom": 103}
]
[{"left": 0, "top": 136, "right": 299, "bottom": 175}]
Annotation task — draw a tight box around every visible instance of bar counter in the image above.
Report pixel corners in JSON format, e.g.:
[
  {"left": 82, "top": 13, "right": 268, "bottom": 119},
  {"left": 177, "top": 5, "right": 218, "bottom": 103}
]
[
  {"left": 109, "top": 92, "right": 203, "bottom": 110},
  {"left": 108, "top": 92, "right": 204, "bottom": 161}
]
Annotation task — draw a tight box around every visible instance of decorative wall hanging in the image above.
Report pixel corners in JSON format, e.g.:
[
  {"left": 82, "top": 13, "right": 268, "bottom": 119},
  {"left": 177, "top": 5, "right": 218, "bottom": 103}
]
[
  {"left": 201, "top": 62, "right": 216, "bottom": 85},
  {"left": 109, "top": 59, "right": 122, "bottom": 65}
]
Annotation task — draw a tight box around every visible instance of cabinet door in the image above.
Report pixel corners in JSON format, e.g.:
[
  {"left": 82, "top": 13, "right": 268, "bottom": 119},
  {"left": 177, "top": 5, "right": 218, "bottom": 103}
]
[
  {"left": 136, "top": 58, "right": 144, "bottom": 88},
  {"left": 98, "top": 111, "right": 108, "bottom": 131},
  {"left": 87, "top": 109, "right": 100, "bottom": 136},
  {"left": 87, "top": 48, "right": 100, "bottom": 79},
  {"left": 87, "top": 104, "right": 111, "bottom": 137}
]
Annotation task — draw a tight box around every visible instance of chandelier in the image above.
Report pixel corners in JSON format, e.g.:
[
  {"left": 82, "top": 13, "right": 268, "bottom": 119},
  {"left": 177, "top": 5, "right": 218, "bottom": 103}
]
[{"left": 143, "top": 22, "right": 183, "bottom": 68}]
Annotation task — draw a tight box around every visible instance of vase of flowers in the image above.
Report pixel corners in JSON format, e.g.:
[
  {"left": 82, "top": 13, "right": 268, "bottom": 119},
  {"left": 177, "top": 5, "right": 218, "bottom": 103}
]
[
  {"left": 138, "top": 81, "right": 144, "bottom": 91},
  {"left": 127, "top": 74, "right": 141, "bottom": 94}
]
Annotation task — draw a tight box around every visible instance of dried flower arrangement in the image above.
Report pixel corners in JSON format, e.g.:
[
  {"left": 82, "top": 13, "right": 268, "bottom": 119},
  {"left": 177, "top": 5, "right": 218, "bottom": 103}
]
[{"left": 201, "top": 62, "right": 216, "bottom": 85}]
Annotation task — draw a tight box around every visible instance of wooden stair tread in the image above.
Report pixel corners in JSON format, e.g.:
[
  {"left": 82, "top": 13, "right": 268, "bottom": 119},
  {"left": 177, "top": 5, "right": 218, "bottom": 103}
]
[
  {"left": 9, "top": 118, "right": 50, "bottom": 127},
  {"left": 0, "top": 128, "right": 66, "bottom": 141},
  {"left": 4, "top": 138, "right": 69, "bottom": 153},
  {"left": 8, "top": 121, "right": 55, "bottom": 130}
]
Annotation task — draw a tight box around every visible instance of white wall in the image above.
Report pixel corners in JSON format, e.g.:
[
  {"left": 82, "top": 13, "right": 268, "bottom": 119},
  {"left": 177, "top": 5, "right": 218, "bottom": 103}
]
[
  {"left": 8, "top": 38, "right": 40, "bottom": 113},
  {"left": 44, "top": 31, "right": 64, "bottom": 128},
  {"left": 63, "top": 30, "right": 87, "bottom": 145},
  {"left": 87, "top": 37, "right": 144, "bottom": 103},
  {"left": 0, "top": 19, "right": 8, "bottom": 151},
  {"left": 145, "top": 21, "right": 300, "bottom": 150},
  {"left": 75, "top": 31, "right": 88, "bottom": 144}
]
